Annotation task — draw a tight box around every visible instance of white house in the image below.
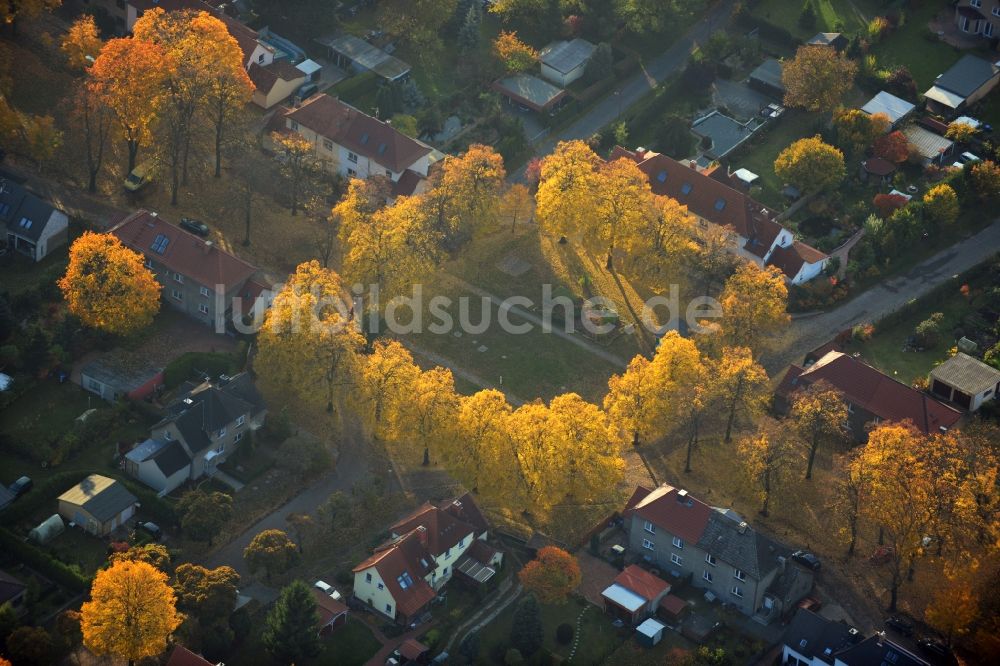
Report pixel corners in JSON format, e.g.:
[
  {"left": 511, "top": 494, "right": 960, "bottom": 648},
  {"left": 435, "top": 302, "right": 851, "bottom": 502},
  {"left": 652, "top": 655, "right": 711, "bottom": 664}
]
[
  {"left": 783, "top": 608, "right": 928, "bottom": 666},
  {"left": 124, "top": 439, "right": 192, "bottom": 497},
  {"left": 539, "top": 38, "right": 597, "bottom": 86},
  {"left": 929, "top": 352, "right": 1000, "bottom": 412},
  {"left": 281, "top": 94, "right": 434, "bottom": 197},
  {"left": 1, "top": 180, "right": 69, "bottom": 262}
]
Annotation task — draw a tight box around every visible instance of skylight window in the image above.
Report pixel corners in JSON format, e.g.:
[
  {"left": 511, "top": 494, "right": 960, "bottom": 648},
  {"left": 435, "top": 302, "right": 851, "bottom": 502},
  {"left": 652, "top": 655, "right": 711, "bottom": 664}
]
[
  {"left": 18, "top": 217, "right": 32, "bottom": 229},
  {"left": 377, "top": 143, "right": 388, "bottom": 155},
  {"left": 657, "top": 171, "right": 667, "bottom": 183},
  {"left": 714, "top": 198, "right": 727, "bottom": 211},
  {"left": 150, "top": 234, "right": 170, "bottom": 254},
  {"left": 397, "top": 571, "right": 414, "bottom": 589},
  {"left": 360, "top": 132, "right": 370, "bottom": 144},
  {"left": 681, "top": 182, "right": 693, "bottom": 195},
  {"left": 0, "top": 203, "right": 9, "bottom": 216}
]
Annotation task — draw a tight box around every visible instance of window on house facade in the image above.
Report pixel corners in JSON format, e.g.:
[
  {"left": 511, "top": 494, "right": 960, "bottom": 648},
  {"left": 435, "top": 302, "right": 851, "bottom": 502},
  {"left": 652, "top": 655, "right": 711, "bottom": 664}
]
[
  {"left": 0, "top": 203, "right": 9, "bottom": 216},
  {"left": 258, "top": 53, "right": 265, "bottom": 63},
  {"left": 734, "top": 569, "right": 745, "bottom": 581},
  {"left": 643, "top": 520, "right": 655, "bottom": 534},
  {"left": 971, "top": 0, "right": 981, "bottom": 7},
  {"left": 199, "top": 304, "right": 209, "bottom": 315},
  {"left": 171, "top": 289, "right": 183, "bottom": 301},
  {"left": 703, "top": 570, "right": 713, "bottom": 582},
  {"left": 173, "top": 272, "right": 184, "bottom": 283},
  {"left": 215, "top": 441, "right": 225, "bottom": 454},
  {"left": 347, "top": 168, "right": 357, "bottom": 177},
  {"left": 347, "top": 152, "right": 359, "bottom": 164},
  {"left": 290, "top": 120, "right": 299, "bottom": 131},
  {"left": 200, "top": 286, "right": 210, "bottom": 297},
  {"left": 672, "top": 536, "right": 683, "bottom": 549},
  {"left": 987, "top": 21, "right": 995, "bottom": 36},
  {"left": 377, "top": 582, "right": 384, "bottom": 590},
  {"left": 323, "top": 139, "right": 334, "bottom": 151},
  {"left": 144, "top": 256, "right": 153, "bottom": 269},
  {"left": 731, "top": 586, "right": 743, "bottom": 598},
  {"left": 642, "top": 539, "right": 654, "bottom": 550},
  {"left": 237, "top": 415, "right": 246, "bottom": 427},
  {"left": 385, "top": 603, "right": 392, "bottom": 613},
  {"left": 671, "top": 553, "right": 683, "bottom": 566},
  {"left": 445, "top": 548, "right": 451, "bottom": 558},
  {"left": 458, "top": 537, "right": 465, "bottom": 548},
  {"left": 87, "top": 378, "right": 102, "bottom": 392},
  {"left": 219, "top": 427, "right": 227, "bottom": 438},
  {"left": 366, "top": 572, "right": 372, "bottom": 583},
  {"left": 705, "top": 553, "right": 716, "bottom": 566},
  {"left": 235, "top": 432, "right": 243, "bottom": 443},
  {"left": 443, "top": 567, "right": 448, "bottom": 576},
  {"left": 994, "top": 6, "right": 1000, "bottom": 17},
  {"left": 847, "top": 402, "right": 854, "bottom": 414}
]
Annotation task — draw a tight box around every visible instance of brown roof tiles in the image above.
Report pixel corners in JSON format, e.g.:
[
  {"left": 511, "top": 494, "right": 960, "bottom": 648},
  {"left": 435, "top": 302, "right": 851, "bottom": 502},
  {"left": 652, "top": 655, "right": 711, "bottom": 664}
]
[
  {"left": 624, "top": 484, "right": 713, "bottom": 544},
  {"left": 352, "top": 529, "right": 437, "bottom": 618},
  {"left": 614, "top": 565, "right": 670, "bottom": 602}
]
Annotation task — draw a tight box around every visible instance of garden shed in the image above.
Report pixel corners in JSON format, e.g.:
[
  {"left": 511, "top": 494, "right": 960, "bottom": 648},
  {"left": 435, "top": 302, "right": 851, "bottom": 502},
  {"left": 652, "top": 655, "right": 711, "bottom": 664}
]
[
  {"left": 28, "top": 514, "right": 65, "bottom": 544},
  {"left": 58, "top": 475, "right": 138, "bottom": 536},
  {"left": 929, "top": 352, "right": 1000, "bottom": 411},
  {"left": 636, "top": 618, "right": 667, "bottom": 647}
]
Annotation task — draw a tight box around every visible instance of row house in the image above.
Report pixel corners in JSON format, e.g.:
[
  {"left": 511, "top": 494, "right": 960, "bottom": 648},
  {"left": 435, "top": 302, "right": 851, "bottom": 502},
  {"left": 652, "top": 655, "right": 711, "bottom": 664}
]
[{"left": 610, "top": 147, "right": 829, "bottom": 284}]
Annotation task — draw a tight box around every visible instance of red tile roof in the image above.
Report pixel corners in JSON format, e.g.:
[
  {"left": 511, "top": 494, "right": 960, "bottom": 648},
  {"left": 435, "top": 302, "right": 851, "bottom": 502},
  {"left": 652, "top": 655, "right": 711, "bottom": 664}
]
[
  {"left": 110, "top": 210, "right": 257, "bottom": 291},
  {"left": 863, "top": 157, "right": 897, "bottom": 176},
  {"left": 391, "top": 169, "right": 425, "bottom": 198},
  {"left": 624, "top": 484, "right": 713, "bottom": 544},
  {"left": 284, "top": 94, "right": 432, "bottom": 174},
  {"left": 248, "top": 60, "right": 305, "bottom": 96},
  {"left": 766, "top": 241, "right": 828, "bottom": 278},
  {"left": 659, "top": 593, "right": 688, "bottom": 616},
  {"left": 776, "top": 351, "right": 963, "bottom": 434},
  {"left": 399, "top": 638, "right": 430, "bottom": 660},
  {"left": 390, "top": 493, "right": 486, "bottom": 557},
  {"left": 312, "top": 588, "right": 349, "bottom": 628},
  {"left": 166, "top": 645, "right": 214, "bottom": 666},
  {"left": 614, "top": 565, "right": 670, "bottom": 602},
  {"left": 352, "top": 529, "right": 437, "bottom": 618}
]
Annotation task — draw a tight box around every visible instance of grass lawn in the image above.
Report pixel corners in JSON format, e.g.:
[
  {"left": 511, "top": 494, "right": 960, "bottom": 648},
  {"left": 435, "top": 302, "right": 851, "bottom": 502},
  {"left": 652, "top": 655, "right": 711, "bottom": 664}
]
[
  {"left": 734, "top": 110, "right": 823, "bottom": 208},
  {"left": 476, "top": 596, "right": 625, "bottom": 665},
  {"left": 870, "top": 2, "right": 967, "bottom": 91},
  {"left": 314, "top": 618, "right": 383, "bottom": 666},
  {"left": 0, "top": 244, "right": 71, "bottom": 297},
  {"left": 44, "top": 526, "right": 110, "bottom": 577},
  {"left": 751, "top": 0, "right": 877, "bottom": 39}
]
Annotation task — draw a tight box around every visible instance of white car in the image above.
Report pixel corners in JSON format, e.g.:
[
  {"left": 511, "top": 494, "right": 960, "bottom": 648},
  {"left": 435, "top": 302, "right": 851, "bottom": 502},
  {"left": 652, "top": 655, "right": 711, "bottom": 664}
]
[{"left": 313, "top": 580, "right": 343, "bottom": 600}]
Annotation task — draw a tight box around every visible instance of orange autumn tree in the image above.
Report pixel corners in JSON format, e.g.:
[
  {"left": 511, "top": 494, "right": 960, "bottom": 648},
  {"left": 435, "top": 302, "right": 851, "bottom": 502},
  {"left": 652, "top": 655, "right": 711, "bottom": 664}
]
[
  {"left": 81, "top": 560, "right": 181, "bottom": 666},
  {"left": 59, "top": 232, "right": 161, "bottom": 336},
  {"left": 493, "top": 31, "right": 537, "bottom": 74},
  {"left": 518, "top": 546, "right": 581, "bottom": 604},
  {"left": 61, "top": 14, "right": 102, "bottom": 70}
]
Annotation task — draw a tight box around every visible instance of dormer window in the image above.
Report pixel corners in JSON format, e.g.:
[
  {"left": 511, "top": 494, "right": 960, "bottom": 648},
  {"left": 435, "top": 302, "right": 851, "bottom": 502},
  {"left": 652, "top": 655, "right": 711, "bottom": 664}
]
[
  {"left": 714, "top": 198, "right": 726, "bottom": 211},
  {"left": 218, "top": 427, "right": 227, "bottom": 438},
  {"left": 18, "top": 217, "right": 32, "bottom": 229},
  {"left": 236, "top": 415, "right": 246, "bottom": 427}
]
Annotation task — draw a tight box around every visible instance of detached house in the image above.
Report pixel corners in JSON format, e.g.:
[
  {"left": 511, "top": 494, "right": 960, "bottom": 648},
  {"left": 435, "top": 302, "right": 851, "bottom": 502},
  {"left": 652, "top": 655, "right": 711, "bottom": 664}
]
[
  {"left": 280, "top": 94, "right": 434, "bottom": 198},
  {"left": 1, "top": 179, "right": 69, "bottom": 262},
  {"left": 110, "top": 210, "right": 272, "bottom": 329},
  {"left": 783, "top": 608, "right": 928, "bottom": 666},
  {"left": 775, "top": 350, "right": 963, "bottom": 440},
  {"left": 352, "top": 494, "right": 501, "bottom": 625},
  {"left": 624, "top": 484, "right": 814, "bottom": 624},
  {"left": 125, "top": 373, "right": 266, "bottom": 495},
  {"left": 611, "top": 147, "right": 829, "bottom": 284},
  {"left": 924, "top": 54, "right": 1000, "bottom": 116}
]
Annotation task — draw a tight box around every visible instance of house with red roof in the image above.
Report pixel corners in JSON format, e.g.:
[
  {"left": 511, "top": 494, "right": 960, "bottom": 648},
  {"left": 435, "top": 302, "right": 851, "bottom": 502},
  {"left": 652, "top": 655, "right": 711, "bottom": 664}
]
[
  {"left": 280, "top": 94, "right": 435, "bottom": 198},
  {"left": 313, "top": 585, "right": 349, "bottom": 634},
  {"left": 165, "top": 645, "right": 218, "bottom": 666},
  {"left": 351, "top": 493, "right": 501, "bottom": 624},
  {"left": 610, "top": 146, "right": 829, "bottom": 284},
  {"left": 601, "top": 564, "right": 671, "bottom": 624},
  {"left": 109, "top": 210, "right": 272, "bottom": 330},
  {"left": 623, "top": 484, "right": 814, "bottom": 624},
  {"left": 775, "top": 350, "right": 964, "bottom": 441}
]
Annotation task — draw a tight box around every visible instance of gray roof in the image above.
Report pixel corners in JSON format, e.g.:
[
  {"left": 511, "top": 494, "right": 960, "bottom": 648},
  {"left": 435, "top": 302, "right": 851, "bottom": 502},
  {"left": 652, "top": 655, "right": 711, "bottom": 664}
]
[
  {"left": 58, "top": 475, "right": 138, "bottom": 523},
  {"left": 691, "top": 111, "right": 759, "bottom": 159},
  {"left": 807, "top": 32, "right": 845, "bottom": 47},
  {"left": 834, "top": 635, "right": 929, "bottom": 666},
  {"left": 315, "top": 34, "right": 411, "bottom": 80},
  {"left": 493, "top": 73, "right": 566, "bottom": 109},
  {"left": 125, "top": 438, "right": 168, "bottom": 464},
  {"left": 0, "top": 485, "right": 14, "bottom": 510},
  {"left": 81, "top": 357, "right": 162, "bottom": 394},
  {"left": 933, "top": 54, "right": 999, "bottom": 98},
  {"left": 157, "top": 373, "right": 263, "bottom": 455},
  {"left": 539, "top": 38, "right": 596, "bottom": 74},
  {"left": 902, "top": 125, "right": 954, "bottom": 160},
  {"left": 696, "top": 510, "right": 789, "bottom": 580},
  {"left": 783, "top": 609, "right": 860, "bottom": 664},
  {"left": 749, "top": 58, "right": 785, "bottom": 92},
  {"left": 0, "top": 180, "right": 60, "bottom": 242},
  {"left": 861, "top": 91, "right": 915, "bottom": 124},
  {"left": 931, "top": 352, "right": 1000, "bottom": 395},
  {"left": 152, "top": 440, "right": 192, "bottom": 477}
]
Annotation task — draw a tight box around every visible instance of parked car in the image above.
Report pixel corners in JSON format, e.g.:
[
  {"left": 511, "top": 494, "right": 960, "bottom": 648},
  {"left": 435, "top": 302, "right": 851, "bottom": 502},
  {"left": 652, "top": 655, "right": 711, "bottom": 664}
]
[
  {"left": 138, "top": 522, "right": 162, "bottom": 540},
  {"left": 792, "top": 550, "right": 822, "bottom": 570},
  {"left": 959, "top": 151, "right": 981, "bottom": 164},
  {"left": 9, "top": 476, "right": 32, "bottom": 498},
  {"left": 917, "top": 638, "right": 951, "bottom": 658},
  {"left": 295, "top": 82, "right": 318, "bottom": 104},
  {"left": 885, "top": 616, "right": 914, "bottom": 636},
  {"left": 124, "top": 161, "right": 155, "bottom": 192},
  {"left": 179, "top": 217, "right": 210, "bottom": 237}
]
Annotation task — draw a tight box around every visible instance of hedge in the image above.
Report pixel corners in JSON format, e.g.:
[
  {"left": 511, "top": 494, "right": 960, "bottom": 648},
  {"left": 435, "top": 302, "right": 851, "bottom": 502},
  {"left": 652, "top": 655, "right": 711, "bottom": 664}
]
[
  {"left": 116, "top": 477, "right": 179, "bottom": 528},
  {"left": 0, "top": 527, "right": 90, "bottom": 592},
  {"left": 163, "top": 351, "right": 241, "bottom": 389},
  {"left": 0, "top": 471, "right": 86, "bottom": 527}
]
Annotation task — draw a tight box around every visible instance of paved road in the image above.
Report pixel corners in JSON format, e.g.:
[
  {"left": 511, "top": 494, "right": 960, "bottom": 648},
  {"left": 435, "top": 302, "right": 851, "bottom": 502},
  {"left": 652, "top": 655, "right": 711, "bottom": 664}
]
[
  {"left": 511, "top": 0, "right": 736, "bottom": 181},
  {"left": 764, "top": 221, "right": 1000, "bottom": 376}
]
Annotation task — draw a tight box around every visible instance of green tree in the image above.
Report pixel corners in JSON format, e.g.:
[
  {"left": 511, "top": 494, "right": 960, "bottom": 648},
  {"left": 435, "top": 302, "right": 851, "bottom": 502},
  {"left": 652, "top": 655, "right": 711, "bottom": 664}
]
[
  {"left": 657, "top": 114, "right": 694, "bottom": 158},
  {"left": 178, "top": 490, "right": 233, "bottom": 546},
  {"left": 173, "top": 563, "right": 240, "bottom": 624},
  {"left": 922, "top": 184, "right": 959, "bottom": 230},
  {"left": 914, "top": 312, "right": 945, "bottom": 348},
  {"left": 262, "top": 580, "right": 320, "bottom": 664},
  {"left": 509, "top": 595, "right": 543, "bottom": 657},
  {"left": 774, "top": 136, "right": 846, "bottom": 193},
  {"left": 244, "top": 529, "right": 299, "bottom": 581},
  {"left": 6, "top": 626, "right": 53, "bottom": 666}
]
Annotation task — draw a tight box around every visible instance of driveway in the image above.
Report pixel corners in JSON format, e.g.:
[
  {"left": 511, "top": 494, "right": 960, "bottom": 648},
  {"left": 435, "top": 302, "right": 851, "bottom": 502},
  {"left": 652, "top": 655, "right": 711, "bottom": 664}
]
[
  {"left": 765, "top": 221, "right": 1000, "bottom": 375},
  {"left": 511, "top": 0, "right": 737, "bottom": 181},
  {"left": 574, "top": 550, "right": 620, "bottom": 607},
  {"left": 712, "top": 78, "right": 775, "bottom": 121}
]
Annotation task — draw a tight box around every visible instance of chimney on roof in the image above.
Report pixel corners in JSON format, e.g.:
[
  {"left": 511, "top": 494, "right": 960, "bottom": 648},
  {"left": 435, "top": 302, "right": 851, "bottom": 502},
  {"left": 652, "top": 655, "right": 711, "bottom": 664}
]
[
  {"left": 415, "top": 525, "right": 428, "bottom": 547},
  {"left": 738, "top": 521, "right": 749, "bottom": 534},
  {"left": 203, "top": 240, "right": 213, "bottom": 255},
  {"left": 676, "top": 489, "right": 688, "bottom": 503}
]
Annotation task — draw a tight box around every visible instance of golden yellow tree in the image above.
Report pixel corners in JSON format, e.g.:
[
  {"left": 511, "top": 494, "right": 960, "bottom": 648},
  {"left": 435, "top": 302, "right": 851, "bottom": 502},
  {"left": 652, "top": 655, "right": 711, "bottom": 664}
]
[
  {"left": 499, "top": 183, "right": 534, "bottom": 233},
  {"left": 355, "top": 339, "right": 421, "bottom": 441},
  {"left": 535, "top": 140, "right": 600, "bottom": 239},
  {"left": 590, "top": 157, "right": 655, "bottom": 270},
  {"left": 399, "top": 366, "right": 460, "bottom": 465},
  {"left": 604, "top": 355, "right": 661, "bottom": 482},
  {"left": 255, "top": 261, "right": 365, "bottom": 416},
  {"left": 789, "top": 380, "right": 846, "bottom": 480},
  {"left": 628, "top": 195, "right": 697, "bottom": 277},
  {"left": 546, "top": 393, "right": 624, "bottom": 504},
  {"left": 493, "top": 30, "right": 538, "bottom": 73},
  {"left": 690, "top": 223, "right": 740, "bottom": 296},
  {"left": 422, "top": 144, "right": 506, "bottom": 247},
  {"left": 736, "top": 420, "right": 803, "bottom": 516},
  {"left": 59, "top": 232, "right": 160, "bottom": 336},
  {"left": 61, "top": 15, "right": 102, "bottom": 70},
  {"left": 925, "top": 562, "right": 981, "bottom": 646},
  {"left": 449, "top": 389, "right": 513, "bottom": 498},
  {"left": 830, "top": 448, "right": 874, "bottom": 556},
  {"left": 782, "top": 45, "right": 857, "bottom": 112},
  {"left": 832, "top": 108, "right": 889, "bottom": 156},
  {"left": 81, "top": 560, "right": 181, "bottom": 666},
  {"left": 715, "top": 346, "right": 769, "bottom": 443},
  {"left": 774, "top": 135, "right": 846, "bottom": 193},
  {"left": 89, "top": 37, "right": 169, "bottom": 172},
  {"left": 719, "top": 263, "right": 789, "bottom": 352}
]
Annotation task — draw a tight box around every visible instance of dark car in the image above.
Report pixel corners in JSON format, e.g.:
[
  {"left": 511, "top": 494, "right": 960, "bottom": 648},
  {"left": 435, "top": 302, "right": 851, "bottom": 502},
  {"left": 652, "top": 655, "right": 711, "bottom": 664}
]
[
  {"left": 138, "top": 522, "right": 163, "bottom": 540},
  {"left": 792, "top": 550, "right": 822, "bottom": 571},
  {"left": 10, "top": 476, "right": 32, "bottom": 498},
  {"left": 917, "top": 638, "right": 950, "bottom": 658},
  {"left": 179, "top": 217, "right": 210, "bottom": 237},
  {"left": 885, "top": 616, "right": 914, "bottom": 636}
]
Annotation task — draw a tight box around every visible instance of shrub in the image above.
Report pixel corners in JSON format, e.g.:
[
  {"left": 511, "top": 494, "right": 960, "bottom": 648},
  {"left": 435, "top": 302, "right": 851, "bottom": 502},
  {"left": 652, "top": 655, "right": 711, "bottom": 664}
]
[
  {"left": 0, "top": 528, "right": 90, "bottom": 591},
  {"left": 556, "top": 623, "right": 574, "bottom": 645},
  {"left": 914, "top": 312, "right": 945, "bottom": 348}
]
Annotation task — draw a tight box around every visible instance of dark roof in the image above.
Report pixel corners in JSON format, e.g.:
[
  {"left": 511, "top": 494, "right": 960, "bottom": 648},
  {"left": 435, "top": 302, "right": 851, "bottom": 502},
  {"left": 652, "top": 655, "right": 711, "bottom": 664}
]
[
  {"left": 312, "top": 588, "right": 349, "bottom": 628},
  {"left": 81, "top": 356, "right": 162, "bottom": 394},
  {"left": 352, "top": 529, "right": 437, "bottom": 617},
  {"left": 0, "top": 485, "right": 15, "bottom": 510},
  {"left": 399, "top": 638, "right": 430, "bottom": 660},
  {"left": 539, "top": 38, "right": 596, "bottom": 74},
  {"left": 0, "top": 180, "right": 61, "bottom": 241},
  {"left": 390, "top": 493, "right": 488, "bottom": 556},
  {"left": 624, "top": 484, "right": 712, "bottom": 544},
  {"left": 750, "top": 58, "right": 785, "bottom": 92},
  {"left": 696, "top": 510, "right": 788, "bottom": 580},
  {"left": 934, "top": 54, "right": 999, "bottom": 98},
  {"left": 807, "top": 33, "right": 847, "bottom": 49},
  {"left": 766, "top": 241, "right": 828, "bottom": 279},
  {"left": 284, "top": 94, "right": 432, "bottom": 173},
  {"left": 391, "top": 169, "right": 425, "bottom": 198},
  {"left": 248, "top": 59, "right": 304, "bottom": 95},
  {"left": 111, "top": 210, "right": 257, "bottom": 291},
  {"left": 956, "top": 6, "right": 986, "bottom": 21},
  {"left": 58, "top": 475, "right": 138, "bottom": 523},
  {"left": 491, "top": 74, "right": 568, "bottom": 112},
  {"left": 784, "top": 609, "right": 860, "bottom": 664},
  {"left": 152, "top": 440, "right": 192, "bottom": 477},
  {"left": 776, "top": 351, "right": 963, "bottom": 434},
  {"left": 0, "top": 570, "right": 26, "bottom": 605},
  {"left": 165, "top": 645, "right": 215, "bottom": 666},
  {"left": 158, "top": 373, "right": 263, "bottom": 454},
  {"left": 863, "top": 157, "right": 897, "bottom": 176},
  {"left": 835, "top": 634, "right": 929, "bottom": 666}
]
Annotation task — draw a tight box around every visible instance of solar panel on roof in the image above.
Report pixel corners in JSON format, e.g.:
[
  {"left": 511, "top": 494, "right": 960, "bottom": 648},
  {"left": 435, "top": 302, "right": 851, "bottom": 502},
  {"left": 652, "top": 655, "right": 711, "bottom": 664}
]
[{"left": 151, "top": 234, "right": 170, "bottom": 254}]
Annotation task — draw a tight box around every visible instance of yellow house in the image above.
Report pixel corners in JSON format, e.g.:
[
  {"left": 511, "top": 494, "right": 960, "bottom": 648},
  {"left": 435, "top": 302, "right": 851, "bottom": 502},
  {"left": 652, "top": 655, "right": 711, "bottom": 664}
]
[{"left": 57, "top": 475, "right": 138, "bottom": 536}]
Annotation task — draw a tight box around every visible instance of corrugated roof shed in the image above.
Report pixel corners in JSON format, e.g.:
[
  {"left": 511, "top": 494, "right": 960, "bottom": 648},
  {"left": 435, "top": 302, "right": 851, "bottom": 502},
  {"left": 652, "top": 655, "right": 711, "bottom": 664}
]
[{"left": 931, "top": 353, "right": 1000, "bottom": 395}]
